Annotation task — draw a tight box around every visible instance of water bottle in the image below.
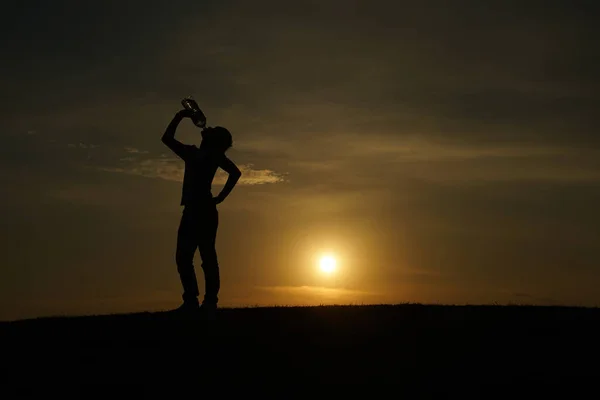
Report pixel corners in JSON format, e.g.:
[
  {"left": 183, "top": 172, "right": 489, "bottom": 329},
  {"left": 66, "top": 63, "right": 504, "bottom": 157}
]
[{"left": 181, "top": 96, "right": 207, "bottom": 129}]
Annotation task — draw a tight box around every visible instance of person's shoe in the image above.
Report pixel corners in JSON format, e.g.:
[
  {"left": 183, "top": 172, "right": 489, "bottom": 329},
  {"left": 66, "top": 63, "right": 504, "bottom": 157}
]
[
  {"left": 172, "top": 300, "right": 200, "bottom": 315},
  {"left": 200, "top": 303, "right": 217, "bottom": 321}
]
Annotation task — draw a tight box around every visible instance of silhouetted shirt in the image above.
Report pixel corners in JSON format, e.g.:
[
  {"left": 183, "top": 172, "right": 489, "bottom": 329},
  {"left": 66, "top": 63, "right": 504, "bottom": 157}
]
[{"left": 178, "top": 145, "right": 221, "bottom": 207}]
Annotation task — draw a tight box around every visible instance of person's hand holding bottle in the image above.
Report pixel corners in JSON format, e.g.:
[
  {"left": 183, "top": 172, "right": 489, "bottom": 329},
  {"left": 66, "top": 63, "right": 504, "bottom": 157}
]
[{"left": 177, "top": 109, "right": 194, "bottom": 119}]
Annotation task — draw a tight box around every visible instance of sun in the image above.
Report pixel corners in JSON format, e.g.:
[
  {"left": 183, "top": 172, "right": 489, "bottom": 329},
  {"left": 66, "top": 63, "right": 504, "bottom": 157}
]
[{"left": 319, "top": 255, "right": 337, "bottom": 274}]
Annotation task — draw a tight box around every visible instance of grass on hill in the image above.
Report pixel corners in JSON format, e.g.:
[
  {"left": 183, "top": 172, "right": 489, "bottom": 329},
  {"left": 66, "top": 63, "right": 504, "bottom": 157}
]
[{"left": 2, "top": 304, "right": 599, "bottom": 395}]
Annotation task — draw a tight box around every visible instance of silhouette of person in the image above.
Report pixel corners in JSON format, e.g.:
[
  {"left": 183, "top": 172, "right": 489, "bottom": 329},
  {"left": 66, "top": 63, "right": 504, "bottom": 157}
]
[{"left": 162, "top": 109, "right": 241, "bottom": 314}]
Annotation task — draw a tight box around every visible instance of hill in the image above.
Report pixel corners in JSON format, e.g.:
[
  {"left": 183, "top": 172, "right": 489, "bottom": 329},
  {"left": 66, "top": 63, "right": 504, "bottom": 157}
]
[{"left": 2, "top": 304, "right": 599, "bottom": 396}]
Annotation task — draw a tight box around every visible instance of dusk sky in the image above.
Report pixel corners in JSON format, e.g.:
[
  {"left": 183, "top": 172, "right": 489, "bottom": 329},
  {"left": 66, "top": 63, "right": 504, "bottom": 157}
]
[{"left": 2, "top": 0, "right": 599, "bottom": 320}]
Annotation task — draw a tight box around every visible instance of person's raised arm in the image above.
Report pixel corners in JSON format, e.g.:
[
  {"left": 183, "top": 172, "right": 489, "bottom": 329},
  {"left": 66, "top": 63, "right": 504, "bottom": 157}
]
[
  {"left": 214, "top": 155, "right": 242, "bottom": 204},
  {"left": 161, "top": 110, "right": 193, "bottom": 160}
]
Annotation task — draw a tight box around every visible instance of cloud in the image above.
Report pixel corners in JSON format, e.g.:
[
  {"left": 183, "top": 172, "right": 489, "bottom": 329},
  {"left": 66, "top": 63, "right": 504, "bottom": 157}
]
[
  {"left": 233, "top": 164, "right": 286, "bottom": 185},
  {"left": 99, "top": 157, "right": 184, "bottom": 182},
  {"left": 254, "top": 285, "right": 389, "bottom": 305},
  {"left": 240, "top": 130, "right": 600, "bottom": 186},
  {"left": 99, "top": 154, "right": 285, "bottom": 185},
  {"left": 67, "top": 142, "right": 99, "bottom": 149},
  {"left": 124, "top": 147, "right": 149, "bottom": 154}
]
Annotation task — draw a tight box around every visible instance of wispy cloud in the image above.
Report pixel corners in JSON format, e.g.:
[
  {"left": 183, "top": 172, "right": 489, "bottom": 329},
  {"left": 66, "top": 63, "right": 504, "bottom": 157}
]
[
  {"left": 67, "top": 142, "right": 99, "bottom": 149},
  {"left": 99, "top": 154, "right": 285, "bottom": 185},
  {"left": 230, "top": 164, "right": 286, "bottom": 185},
  {"left": 267, "top": 132, "right": 600, "bottom": 185},
  {"left": 254, "top": 285, "right": 389, "bottom": 305},
  {"left": 124, "top": 147, "right": 149, "bottom": 154}
]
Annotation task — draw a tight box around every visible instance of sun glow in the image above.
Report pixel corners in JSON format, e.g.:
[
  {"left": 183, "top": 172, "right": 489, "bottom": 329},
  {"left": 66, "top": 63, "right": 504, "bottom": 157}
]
[{"left": 319, "top": 255, "right": 337, "bottom": 274}]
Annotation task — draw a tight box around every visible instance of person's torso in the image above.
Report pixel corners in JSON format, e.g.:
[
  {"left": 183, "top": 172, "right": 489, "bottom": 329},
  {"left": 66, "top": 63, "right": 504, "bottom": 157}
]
[{"left": 181, "top": 148, "right": 220, "bottom": 206}]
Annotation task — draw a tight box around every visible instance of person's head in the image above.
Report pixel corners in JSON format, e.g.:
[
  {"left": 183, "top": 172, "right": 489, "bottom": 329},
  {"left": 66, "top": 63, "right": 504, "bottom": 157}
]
[{"left": 200, "top": 126, "right": 233, "bottom": 153}]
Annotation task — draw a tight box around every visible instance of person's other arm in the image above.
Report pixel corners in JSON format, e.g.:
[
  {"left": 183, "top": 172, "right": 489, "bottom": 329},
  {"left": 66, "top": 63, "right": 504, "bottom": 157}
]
[
  {"left": 214, "top": 156, "right": 242, "bottom": 204},
  {"left": 161, "top": 110, "right": 193, "bottom": 160}
]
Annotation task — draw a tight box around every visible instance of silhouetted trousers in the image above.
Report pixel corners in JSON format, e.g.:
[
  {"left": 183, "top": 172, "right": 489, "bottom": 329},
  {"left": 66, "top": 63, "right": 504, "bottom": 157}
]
[{"left": 176, "top": 204, "right": 219, "bottom": 305}]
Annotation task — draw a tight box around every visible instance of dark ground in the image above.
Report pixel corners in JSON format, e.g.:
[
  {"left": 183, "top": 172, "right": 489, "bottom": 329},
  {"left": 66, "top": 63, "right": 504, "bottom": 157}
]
[{"left": 2, "top": 304, "right": 599, "bottom": 397}]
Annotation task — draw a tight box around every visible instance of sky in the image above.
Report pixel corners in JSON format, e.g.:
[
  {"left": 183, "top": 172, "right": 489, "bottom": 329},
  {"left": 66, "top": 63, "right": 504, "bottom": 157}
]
[{"left": 1, "top": 0, "right": 599, "bottom": 320}]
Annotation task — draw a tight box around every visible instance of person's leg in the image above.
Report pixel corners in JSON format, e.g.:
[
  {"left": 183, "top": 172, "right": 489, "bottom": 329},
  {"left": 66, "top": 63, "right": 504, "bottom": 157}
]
[
  {"left": 198, "top": 206, "right": 220, "bottom": 307},
  {"left": 176, "top": 209, "right": 200, "bottom": 307}
]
